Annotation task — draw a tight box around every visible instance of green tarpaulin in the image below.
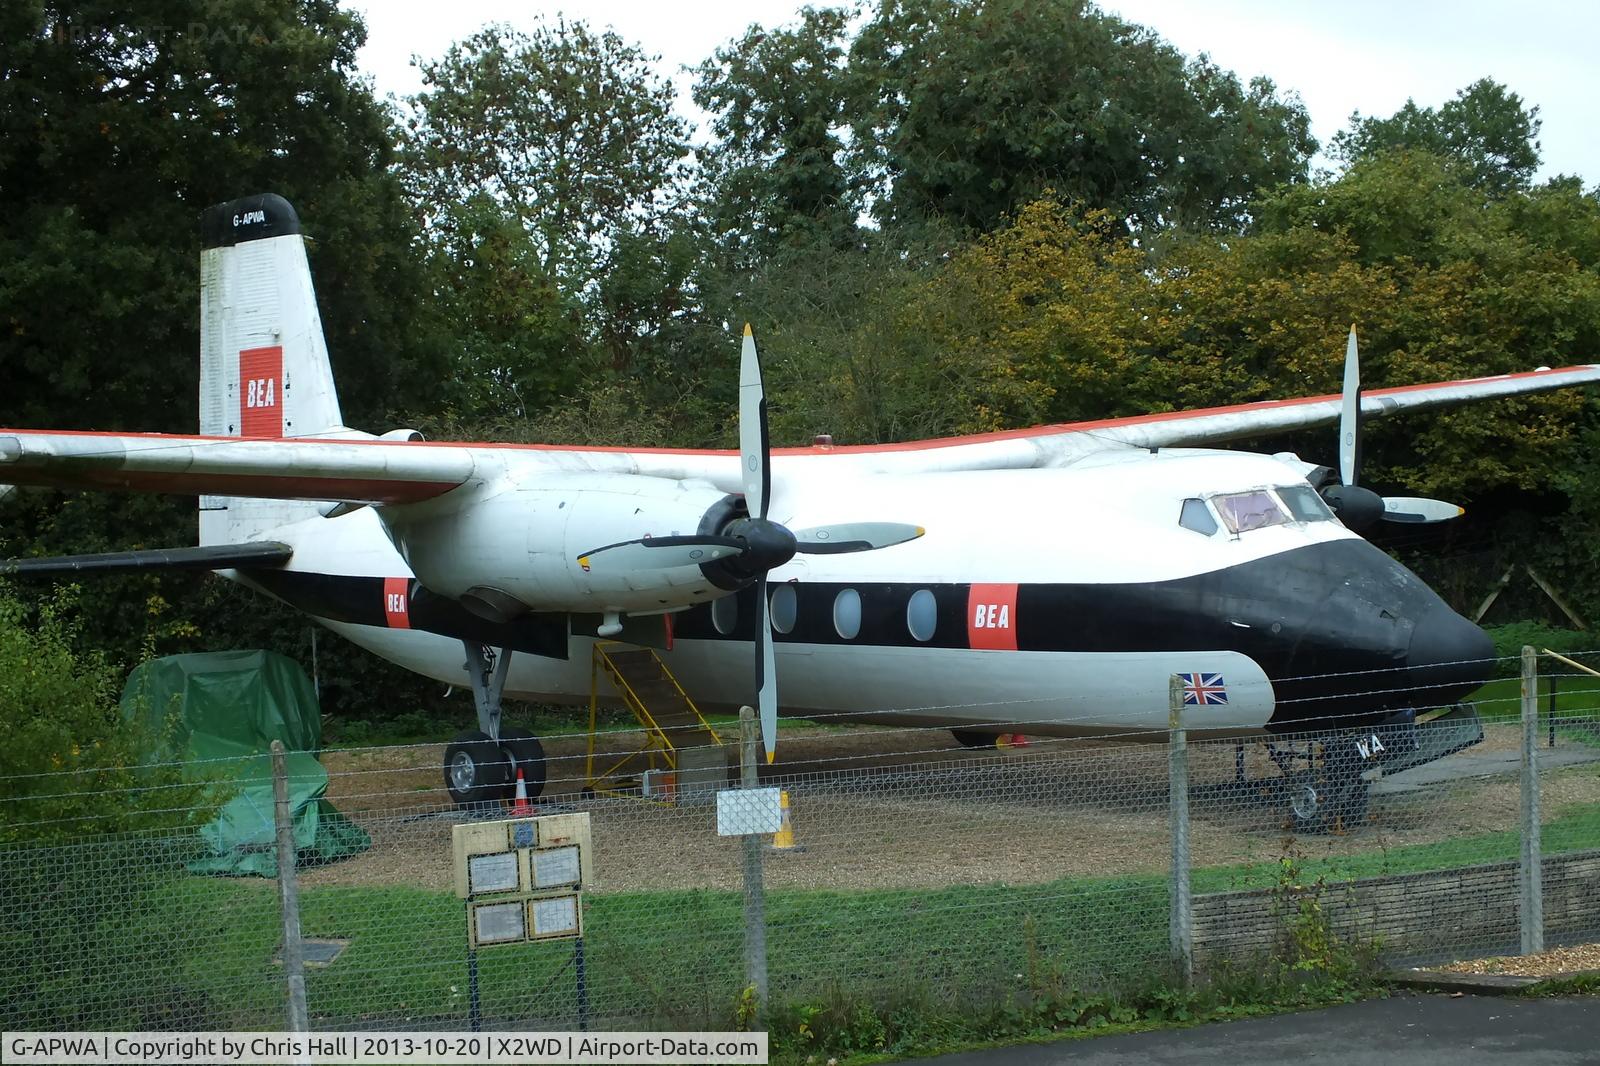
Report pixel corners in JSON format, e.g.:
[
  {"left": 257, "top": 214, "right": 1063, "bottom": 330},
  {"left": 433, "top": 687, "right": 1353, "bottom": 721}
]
[{"left": 120, "top": 650, "right": 369, "bottom": 876}]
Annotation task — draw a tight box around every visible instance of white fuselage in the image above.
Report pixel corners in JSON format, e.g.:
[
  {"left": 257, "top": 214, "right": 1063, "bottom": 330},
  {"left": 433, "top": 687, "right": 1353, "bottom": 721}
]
[{"left": 237, "top": 447, "right": 1413, "bottom": 739}]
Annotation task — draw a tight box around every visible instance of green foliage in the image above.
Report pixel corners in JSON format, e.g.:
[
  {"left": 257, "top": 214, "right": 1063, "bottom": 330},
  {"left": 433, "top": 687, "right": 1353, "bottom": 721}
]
[
  {"left": 1332, "top": 78, "right": 1542, "bottom": 196},
  {"left": 404, "top": 20, "right": 690, "bottom": 304},
  {"left": 693, "top": 7, "right": 862, "bottom": 254},
  {"left": 1273, "top": 844, "right": 1374, "bottom": 985},
  {"left": 0, "top": 1, "right": 453, "bottom": 724},
  {"left": 1482, "top": 623, "right": 1594, "bottom": 677},
  {"left": 0, "top": 584, "right": 214, "bottom": 843},
  {"left": 848, "top": 0, "right": 1315, "bottom": 234}
]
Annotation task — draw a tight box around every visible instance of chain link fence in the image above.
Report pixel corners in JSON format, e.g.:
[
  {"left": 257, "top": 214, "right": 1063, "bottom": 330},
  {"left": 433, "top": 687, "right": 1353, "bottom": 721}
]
[{"left": 4, "top": 649, "right": 1600, "bottom": 1035}]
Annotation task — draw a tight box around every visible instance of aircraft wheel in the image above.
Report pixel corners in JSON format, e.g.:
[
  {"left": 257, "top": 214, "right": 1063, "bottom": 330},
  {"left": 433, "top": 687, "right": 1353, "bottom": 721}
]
[
  {"left": 951, "top": 729, "right": 1000, "bottom": 749},
  {"left": 1286, "top": 761, "right": 1370, "bottom": 834},
  {"left": 498, "top": 727, "right": 548, "bottom": 799},
  {"left": 1287, "top": 778, "right": 1322, "bottom": 829},
  {"left": 444, "top": 730, "right": 513, "bottom": 808}
]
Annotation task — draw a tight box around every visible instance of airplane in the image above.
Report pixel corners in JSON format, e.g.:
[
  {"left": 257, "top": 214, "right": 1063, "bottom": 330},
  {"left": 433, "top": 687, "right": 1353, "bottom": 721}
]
[{"left": 4, "top": 192, "right": 1599, "bottom": 831}]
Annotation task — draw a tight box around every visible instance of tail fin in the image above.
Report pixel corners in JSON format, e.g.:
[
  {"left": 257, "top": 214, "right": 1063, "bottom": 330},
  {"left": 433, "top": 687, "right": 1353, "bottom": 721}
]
[{"left": 198, "top": 193, "right": 343, "bottom": 544}]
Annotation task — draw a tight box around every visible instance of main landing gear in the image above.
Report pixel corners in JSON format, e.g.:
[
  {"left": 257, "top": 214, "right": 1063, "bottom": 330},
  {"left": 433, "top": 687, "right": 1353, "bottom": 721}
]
[{"left": 443, "top": 641, "right": 548, "bottom": 808}]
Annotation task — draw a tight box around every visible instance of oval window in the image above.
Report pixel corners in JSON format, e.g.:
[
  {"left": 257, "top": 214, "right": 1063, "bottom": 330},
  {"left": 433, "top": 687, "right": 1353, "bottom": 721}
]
[
  {"left": 906, "top": 589, "right": 937, "bottom": 641},
  {"left": 832, "top": 588, "right": 862, "bottom": 640},
  {"left": 770, "top": 583, "right": 797, "bottom": 634},
  {"left": 712, "top": 594, "right": 738, "bottom": 635}
]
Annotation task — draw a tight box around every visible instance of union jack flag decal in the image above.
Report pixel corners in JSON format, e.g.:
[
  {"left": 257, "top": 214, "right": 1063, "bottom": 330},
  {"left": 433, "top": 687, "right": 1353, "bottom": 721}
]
[{"left": 1180, "top": 672, "right": 1228, "bottom": 705}]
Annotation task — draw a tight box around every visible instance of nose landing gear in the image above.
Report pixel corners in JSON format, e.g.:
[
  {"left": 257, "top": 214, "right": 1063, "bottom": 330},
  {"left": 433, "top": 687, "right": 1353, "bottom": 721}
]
[{"left": 1268, "top": 735, "right": 1376, "bottom": 834}]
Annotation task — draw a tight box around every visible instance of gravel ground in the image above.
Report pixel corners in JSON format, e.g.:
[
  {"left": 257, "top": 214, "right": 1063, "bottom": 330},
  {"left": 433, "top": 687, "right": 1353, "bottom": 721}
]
[
  {"left": 1440, "top": 943, "right": 1600, "bottom": 977},
  {"left": 306, "top": 724, "right": 1600, "bottom": 896}
]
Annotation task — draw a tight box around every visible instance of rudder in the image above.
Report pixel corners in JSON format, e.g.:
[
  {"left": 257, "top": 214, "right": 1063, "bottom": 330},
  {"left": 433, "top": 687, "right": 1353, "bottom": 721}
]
[{"left": 198, "top": 193, "right": 344, "bottom": 544}]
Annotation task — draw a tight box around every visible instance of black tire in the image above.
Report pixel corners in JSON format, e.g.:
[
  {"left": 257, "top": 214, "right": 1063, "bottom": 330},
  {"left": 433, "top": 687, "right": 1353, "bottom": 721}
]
[
  {"left": 498, "top": 727, "right": 548, "bottom": 800},
  {"left": 1286, "top": 749, "right": 1371, "bottom": 834},
  {"left": 443, "top": 730, "right": 513, "bottom": 808},
  {"left": 951, "top": 729, "right": 1000, "bottom": 749}
]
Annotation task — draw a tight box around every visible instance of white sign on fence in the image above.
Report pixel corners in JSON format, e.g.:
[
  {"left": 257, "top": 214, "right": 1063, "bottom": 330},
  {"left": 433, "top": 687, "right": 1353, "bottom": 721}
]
[{"left": 715, "top": 788, "right": 782, "bottom": 836}]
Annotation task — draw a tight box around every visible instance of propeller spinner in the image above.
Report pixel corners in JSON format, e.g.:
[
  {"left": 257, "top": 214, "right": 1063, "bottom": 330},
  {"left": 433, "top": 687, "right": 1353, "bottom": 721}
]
[{"left": 579, "top": 326, "right": 925, "bottom": 761}]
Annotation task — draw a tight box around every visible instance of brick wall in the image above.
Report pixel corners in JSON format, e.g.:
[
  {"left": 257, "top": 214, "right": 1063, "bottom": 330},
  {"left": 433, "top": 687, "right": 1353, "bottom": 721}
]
[{"left": 1193, "top": 849, "right": 1600, "bottom": 968}]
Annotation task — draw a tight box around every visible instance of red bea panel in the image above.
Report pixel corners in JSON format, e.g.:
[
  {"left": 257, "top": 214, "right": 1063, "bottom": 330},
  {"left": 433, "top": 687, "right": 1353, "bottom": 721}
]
[
  {"left": 383, "top": 577, "right": 411, "bottom": 629},
  {"left": 966, "top": 583, "right": 1019, "bottom": 651},
  {"left": 238, "top": 346, "right": 284, "bottom": 438}
]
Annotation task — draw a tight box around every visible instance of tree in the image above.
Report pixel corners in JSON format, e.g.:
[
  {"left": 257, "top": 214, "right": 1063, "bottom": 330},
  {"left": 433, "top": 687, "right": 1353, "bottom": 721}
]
[
  {"left": 845, "top": 0, "right": 1315, "bottom": 234},
  {"left": 0, "top": 0, "right": 439, "bottom": 433},
  {"left": 1331, "top": 78, "right": 1542, "bottom": 197},
  {"left": 0, "top": 1, "right": 450, "bottom": 721},
  {"left": 404, "top": 21, "right": 691, "bottom": 304},
  {"left": 692, "top": 7, "right": 863, "bottom": 254}
]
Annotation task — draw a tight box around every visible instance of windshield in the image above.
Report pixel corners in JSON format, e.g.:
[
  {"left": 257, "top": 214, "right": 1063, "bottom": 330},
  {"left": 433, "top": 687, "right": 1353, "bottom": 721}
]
[
  {"left": 1212, "top": 490, "right": 1287, "bottom": 533},
  {"left": 1279, "top": 484, "right": 1334, "bottom": 523}
]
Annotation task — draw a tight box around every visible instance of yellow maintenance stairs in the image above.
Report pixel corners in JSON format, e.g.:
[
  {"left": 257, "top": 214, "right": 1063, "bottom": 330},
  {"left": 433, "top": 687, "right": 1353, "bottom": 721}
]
[{"left": 586, "top": 642, "right": 725, "bottom": 796}]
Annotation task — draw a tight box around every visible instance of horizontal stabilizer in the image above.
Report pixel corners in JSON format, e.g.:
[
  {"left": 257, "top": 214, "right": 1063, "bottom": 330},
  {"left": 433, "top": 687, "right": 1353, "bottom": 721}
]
[{"left": 1, "top": 541, "right": 292, "bottom": 576}]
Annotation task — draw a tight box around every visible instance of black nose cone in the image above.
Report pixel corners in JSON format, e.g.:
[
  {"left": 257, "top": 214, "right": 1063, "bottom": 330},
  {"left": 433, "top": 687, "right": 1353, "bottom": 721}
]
[{"left": 1407, "top": 607, "right": 1495, "bottom": 705}]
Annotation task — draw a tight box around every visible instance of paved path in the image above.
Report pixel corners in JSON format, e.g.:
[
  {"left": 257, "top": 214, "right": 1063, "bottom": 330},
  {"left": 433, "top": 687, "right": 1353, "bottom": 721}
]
[
  {"left": 1374, "top": 745, "right": 1600, "bottom": 795},
  {"left": 904, "top": 992, "right": 1600, "bottom": 1065}
]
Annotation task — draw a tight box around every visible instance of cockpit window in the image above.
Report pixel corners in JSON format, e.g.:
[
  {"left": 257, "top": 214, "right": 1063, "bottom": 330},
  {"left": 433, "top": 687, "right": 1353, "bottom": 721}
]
[
  {"left": 1279, "top": 484, "right": 1334, "bottom": 523},
  {"left": 1179, "top": 498, "right": 1218, "bottom": 536},
  {"left": 1213, "top": 490, "right": 1287, "bottom": 533}
]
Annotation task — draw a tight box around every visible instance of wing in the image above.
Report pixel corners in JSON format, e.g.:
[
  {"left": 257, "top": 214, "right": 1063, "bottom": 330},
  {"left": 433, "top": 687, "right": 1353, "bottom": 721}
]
[
  {"left": 0, "top": 431, "right": 479, "bottom": 504},
  {"left": 785, "top": 363, "right": 1600, "bottom": 475},
  {"left": 6, "top": 364, "right": 1598, "bottom": 493}
]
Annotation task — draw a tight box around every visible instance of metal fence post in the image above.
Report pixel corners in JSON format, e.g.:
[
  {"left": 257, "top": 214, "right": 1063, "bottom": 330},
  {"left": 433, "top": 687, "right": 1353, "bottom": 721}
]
[
  {"left": 1168, "top": 676, "right": 1193, "bottom": 985},
  {"left": 1519, "top": 647, "right": 1544, "bottom": 954},
  {"left": 272, "top": 740, "right": 309, "bottom": 1031},
  {"left": 738, "top": 706, "right": 769, "bottom": 1008}
]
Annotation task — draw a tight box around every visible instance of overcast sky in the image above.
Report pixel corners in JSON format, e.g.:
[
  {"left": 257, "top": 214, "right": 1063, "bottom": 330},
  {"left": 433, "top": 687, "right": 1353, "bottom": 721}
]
[{"left": 347, "top": 0, "right": 1598, "bottom": 186}]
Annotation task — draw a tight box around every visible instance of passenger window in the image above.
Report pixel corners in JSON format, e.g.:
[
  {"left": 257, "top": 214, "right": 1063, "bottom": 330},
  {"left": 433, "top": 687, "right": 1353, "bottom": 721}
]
[
  {"left": 907, "top": 589, "right": 937, "bottom": 641},
  {"left": 712, "top": 594, "right": 738, "bottom": 635},
  {"left": 770, "top": 583, "right": 797, "bottom": 634},
  {"left": 833, "top": 588, "right": 862, "bottom": 639},
  {"left": 1279, "top": 484, "right": 1333, "bottom": 523},
  {"left": 1179, "top": 498, "right": 1218, "bottom": 536},
  {"left": 1213, "top": 491, "right": 1288, "bottom": 534}
]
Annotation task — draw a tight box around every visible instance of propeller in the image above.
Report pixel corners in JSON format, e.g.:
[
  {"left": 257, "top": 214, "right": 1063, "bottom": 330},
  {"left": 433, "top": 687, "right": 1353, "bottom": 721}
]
[
  {"left": 579, "top": 325, "right": 925, "bottom": 761},
  {"left": 1315, "top": 327, "right": 1464, "bottom": 531}
]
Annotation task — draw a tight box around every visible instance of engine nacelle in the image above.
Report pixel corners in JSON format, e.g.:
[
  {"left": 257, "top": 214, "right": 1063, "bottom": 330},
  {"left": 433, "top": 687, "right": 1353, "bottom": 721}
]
[{"left": 381, "top": 474, "right": 733, "bottom": 620}]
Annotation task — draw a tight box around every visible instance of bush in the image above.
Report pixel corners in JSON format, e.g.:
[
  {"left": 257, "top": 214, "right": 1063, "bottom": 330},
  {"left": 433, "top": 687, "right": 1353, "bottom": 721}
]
[
  {"left": 0, "top": 583, "right": 214, "bottom": 843},
  {"left": 1483, "top": 622, "right": 1595, "bottom": 678}
]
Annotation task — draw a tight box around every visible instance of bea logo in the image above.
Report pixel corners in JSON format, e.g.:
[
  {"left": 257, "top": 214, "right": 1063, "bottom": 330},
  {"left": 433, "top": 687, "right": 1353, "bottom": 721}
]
[
  {"left": 966, "top": 583, "right": 1018, "bottom": 651},
  {"left": 973, "top": 602, "right": 1010, "bottom": 629},
  {"left": 238, "top": 345, "right": 284, "bottom": 438},
  {"left": 383, "top": 578, "right": 412, "bottom": 629},
  {"left": 245, "top": 377, "right": 276, "bottom": 408}
]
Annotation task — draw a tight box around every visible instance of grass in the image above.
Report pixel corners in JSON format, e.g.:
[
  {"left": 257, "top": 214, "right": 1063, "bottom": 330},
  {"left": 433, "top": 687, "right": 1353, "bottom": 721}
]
[
  {"left": 10, "top": 798, "right": 1599, "bottom": 1034},
  {"left": 1465, "top": 675, "right": 1600, "bottom": 722}
]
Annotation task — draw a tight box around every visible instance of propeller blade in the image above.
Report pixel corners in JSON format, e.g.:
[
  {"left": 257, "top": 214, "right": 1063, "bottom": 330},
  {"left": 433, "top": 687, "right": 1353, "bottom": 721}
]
[
  {"left": 1339, "top": 325, "right": 1362, "bottom": 487},
  {"left": 577, "top": 535, "right": 746, "bottom": 572},
  {"left": 755, "top": 576, "right": 778, "bottom": 763},
  {"left": 1381, "top": 497, "right": 1465, "bottom": 524},
  {"left": 739, "top": 324, "right": 772, "bottom": 521},
  {"left": 792, "top": 522, "right": 925, "bottom": 554}
]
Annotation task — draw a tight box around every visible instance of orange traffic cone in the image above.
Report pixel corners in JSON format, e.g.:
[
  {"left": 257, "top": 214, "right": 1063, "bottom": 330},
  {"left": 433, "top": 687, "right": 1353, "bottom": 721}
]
[{"left": 509, "top": 768, "right": 534, "bottom": 817}]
